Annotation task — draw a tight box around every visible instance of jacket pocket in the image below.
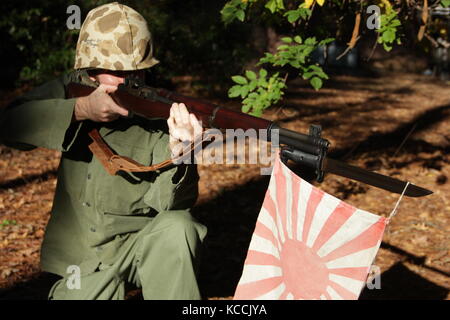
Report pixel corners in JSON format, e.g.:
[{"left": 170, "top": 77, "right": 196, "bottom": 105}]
[{"left": 94, "top": 138, "right": 157, "bottom": 215}]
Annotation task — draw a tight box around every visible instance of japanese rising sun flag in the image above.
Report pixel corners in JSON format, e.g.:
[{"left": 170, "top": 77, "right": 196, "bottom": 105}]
[{"left": 234, "top": 153, "right": 388, "bottom": 300}]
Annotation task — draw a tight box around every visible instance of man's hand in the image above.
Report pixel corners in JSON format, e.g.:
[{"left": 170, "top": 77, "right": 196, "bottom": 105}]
[
  {"left": 74, "top": 84, "right": 129, "bottom": 122},
  {"left": 167, "top": 103, "right": 202, "bottom": 158}
]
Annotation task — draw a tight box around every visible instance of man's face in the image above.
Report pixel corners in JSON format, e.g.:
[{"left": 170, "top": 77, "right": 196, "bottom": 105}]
[{"left": 88, "top": 70, "right": 145, "bottom": 88}]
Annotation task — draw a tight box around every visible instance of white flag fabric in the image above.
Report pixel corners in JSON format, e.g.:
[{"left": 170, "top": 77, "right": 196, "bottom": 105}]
[{"left": 234, "top": 153, "right": 387, "bottom": 300}]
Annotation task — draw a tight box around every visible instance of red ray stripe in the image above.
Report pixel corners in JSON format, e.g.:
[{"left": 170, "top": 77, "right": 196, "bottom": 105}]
[
  {"left": 290, "top": 169, "right": 300, "bottom": 240},
  {"left": 254, "top": 220, "right": 280, "bottom": 250},
  {"left": 302, "top": 188, "right": 324, "bottom": 243},
  {"left": 263, "top": 191, "right": 284, "bottom": 244},
  {"left": 275, "top": 163, "right": 288, "bottom": 238},
  {"left": 328, "top": 267, "right": 370, "bottom": 281},
  {"left": 245, "top": 250, "right": 281, "bottom": 267},
  {"left": 234, "top": 277, "right": 283, "bottom": 300},
  {"left": 323, "top": 218, "right": 386, "bottom": 263},
  {"left": 328, "top": 281, "right": 359, "bottom": 300},
  {"left": 312, "top": 204, "right": 356, "bottom": 252}
]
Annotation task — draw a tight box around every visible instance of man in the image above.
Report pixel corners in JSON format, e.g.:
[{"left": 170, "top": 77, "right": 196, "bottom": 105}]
[{"left": 0, "top": 2, "right": 206, "bottom": 300}]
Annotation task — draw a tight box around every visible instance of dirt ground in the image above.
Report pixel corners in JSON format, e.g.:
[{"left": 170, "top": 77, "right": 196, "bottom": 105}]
[{"left": 0, "top": 70, "right": 449, "bottom": 300}]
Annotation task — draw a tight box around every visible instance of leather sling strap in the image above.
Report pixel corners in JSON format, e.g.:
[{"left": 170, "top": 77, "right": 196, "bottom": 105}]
[{"left": 88, "top": 128, "right": 208, "bottom": 175}]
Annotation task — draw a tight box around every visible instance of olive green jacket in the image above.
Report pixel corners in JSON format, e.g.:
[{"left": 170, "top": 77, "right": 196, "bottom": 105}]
[{"left": 0, "top": 71, "right": 199, "bottom": 276}]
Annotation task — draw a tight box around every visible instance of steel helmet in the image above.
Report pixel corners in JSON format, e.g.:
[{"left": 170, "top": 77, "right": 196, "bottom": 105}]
[{"left": 74, "top": 2, "right": 159, "bottom": 70}]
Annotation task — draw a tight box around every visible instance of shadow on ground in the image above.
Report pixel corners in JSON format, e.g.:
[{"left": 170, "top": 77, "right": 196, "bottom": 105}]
[{"left": 360, "top": 262, "right": 449, "bottom": 300}]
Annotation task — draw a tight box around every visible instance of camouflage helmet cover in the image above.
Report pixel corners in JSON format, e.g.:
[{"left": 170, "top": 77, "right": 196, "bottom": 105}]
[{"left": 74, "top": 2, "right": 159, "bottom": 71}]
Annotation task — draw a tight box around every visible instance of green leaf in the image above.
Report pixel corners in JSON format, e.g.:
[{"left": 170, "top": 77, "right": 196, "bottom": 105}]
[
  {"left": 259, "top": 68, "right": 268, "bottom": 78},
  {"left": 285, "top": 10, "right": 301, "bottom": 23},
  {"left": 258, "top": 77, "right": 268, "bottom": 87},
  {"left": 290, "top": 61, "right": 301, "bottom": 68},
  {"left": 242, "top": 103, "right": 252, "bottom": 113},
  {"left": 442, "top": 0, "right": 450, "bottom": 8},
  {"left": 383, "top": 42, "right": 393, "bottom": 52},
  {"left": 294, "top": 35, "right": 302, "bottom": 44},
  {"left": 264, "top": 0, "right": 284, "bottom": 13},
  {"left": 299, "top": 8, "right": 312, "bottom": 19},
  {"left": 236, "top": 9, "right": 245, "bottom": 22},
  {"left": 228, "top": 85, "right": 242, "bottom": 98},
  {"left": 310, "top": 77, "right": 323, "bottom": 91},
  {"left": 240, "top": 86, "right": 249, "bottom": 98},
  {"left": 319, "top": 38, "right": 335, "bottom": 46},
  {"left": 276, "top": 0, "right": 285, "bottom": 10},
  {"left": 258, "top": 52, "right": 275, "bottom": 65},
  {"left": 308, "top": 65, "right": 322, "bottom": 72},
  {"left": 277, "top": 44, "right": 289, "bottom": 51},
  {"left": 265, "top": 0, "right": 277, "bottom": 13},
  {"left": 319, "top": 71, "right": 329, "bottom": 79},
  {"left": 390, "top": 19, "right": 401, "bottom": 28},
  {"left": 245, "top": 70, "right": 257, "bottom": 80},
  {"left": 232, "top": 75, "right": 248, "bottom": 85},
  {"left": 279, "top": 51, "right": 291, "bottom": 59},
  {"left": 220, "top": 5, "right": 237, "bottom": 24},
  {"left": 248, "top": 80, "right": 257, "bottom": 92},
  {"left": 303, "top": 71, "right": 314, "bottom": 79},
  {"left": 382, "top": 29, "right": 395, "bottom": 42},
  {"left": 305, "top": 37, "right": 317, "bottom": 45},
  {"left": 281, "top": 37, "right": 293, "bottom": 43},
  {"left": 307, "top": 65, "right": 328, "bottom": 79}
]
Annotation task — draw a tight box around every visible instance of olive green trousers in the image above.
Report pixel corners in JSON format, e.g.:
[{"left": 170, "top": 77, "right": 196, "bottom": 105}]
[{"left": 48, "top": 210, "right": 207, "bottom": 300}]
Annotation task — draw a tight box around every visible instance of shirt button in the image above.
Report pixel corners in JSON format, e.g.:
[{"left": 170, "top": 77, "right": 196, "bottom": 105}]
[
  {"left": 83, "top": 202, "right": 91, "bottom": 207},
  {"left": 87, "top": 173, "right": 92, "bottom": 180},
  {"left": 90, "top": 227, "right": 96, "bottom": 233}
]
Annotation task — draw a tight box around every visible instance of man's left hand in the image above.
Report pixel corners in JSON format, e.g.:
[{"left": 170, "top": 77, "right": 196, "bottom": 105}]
[{"left": 167, "top": 103, "right": 202, "bottom": 159}]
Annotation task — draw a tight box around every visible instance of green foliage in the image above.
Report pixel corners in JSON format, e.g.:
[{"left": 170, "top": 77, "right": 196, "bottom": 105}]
[
  {"left": 0, "top": 2, "right": 80, "bottom": 86},
  {"left": 220, "top": 0, "right": 286, "bottom": 25},
  {"left": 377, "top": 7, "right": 402, "bottom": 52},
  {"left": 302, "top": 64, "right": 329, "bottom": 90},
  {"left": 441, "top": 0, "right": 450, "bottom": 7},
  {"left": 222, "top": 0, "right": 334, "bottom": 115},
  {"left": 260, "top": 36, "right": 312, "bottom": 68},
  {"left": 228, "top": 32, "right": 331, "bottom": 114},
  {"left": 264, "top": 0, "right": 285, "bottom": 14},
  {"left": 284, "top": 5, "right": 312, "bottom": 23},
  {"left": 0, "top": 219, "right": 17, "bottom": 228},
  {"left": 221, "top": 1, "right": 434, "bottom": 115},
  {"left": 259, "top": 36, "right": 332, "bottom": 90},
  {"left": 229, "top": 69, "right": 286, "bottom": 116},
  {"left": 220, "top": 0, "right": 252, "bottom": 25}
]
